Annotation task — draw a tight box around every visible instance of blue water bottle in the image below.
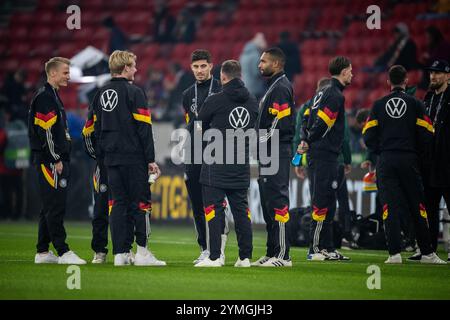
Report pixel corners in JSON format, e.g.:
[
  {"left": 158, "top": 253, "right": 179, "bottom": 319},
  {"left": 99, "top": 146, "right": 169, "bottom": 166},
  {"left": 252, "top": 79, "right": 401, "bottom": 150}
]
[{"left": 291, "top": 152, "right": 302, "bottom": 166}]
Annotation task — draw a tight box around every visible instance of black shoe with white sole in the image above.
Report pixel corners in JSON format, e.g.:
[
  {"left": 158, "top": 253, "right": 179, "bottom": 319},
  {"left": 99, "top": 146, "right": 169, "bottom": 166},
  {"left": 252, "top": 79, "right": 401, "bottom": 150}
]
[{"left": 407, "top": 252, "right": 422, "bottom": 261}]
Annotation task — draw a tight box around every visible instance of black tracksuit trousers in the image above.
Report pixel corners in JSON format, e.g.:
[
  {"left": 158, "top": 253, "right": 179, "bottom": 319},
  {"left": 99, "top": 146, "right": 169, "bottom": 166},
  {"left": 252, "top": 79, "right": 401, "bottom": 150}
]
[
  {"left": 36, "top": 161, "right": 70, "bottom": 256},
  {"left": 108, "top": 163, "right": 151, "bottom": 255},
  {"left": 377, "top": 152, "right": 433, "bottom": 256},
  {"left": 91, "top": 161, "right": 109, "bottom": 254},
  {"left": 185, "top": 164, "right": 208, "bottom": 251},
  {"left": 423, "top": 182, "right": 450, "bottom": 252},
  {"left": 258, "top": 144, "right": 291, "bottom": 260},
  {"left": 202, "top": 185, "right": 252, "bottom": 261},
  {"left": 308, "top": 156, "right": 339, "bottom": 254}
]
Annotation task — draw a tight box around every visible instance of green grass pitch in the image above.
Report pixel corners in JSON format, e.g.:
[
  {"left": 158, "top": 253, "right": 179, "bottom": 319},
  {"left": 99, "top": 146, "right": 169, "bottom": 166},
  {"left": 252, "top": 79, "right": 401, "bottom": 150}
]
[{"left": 0, "top": 221, "right": 449, "bottom": 300}]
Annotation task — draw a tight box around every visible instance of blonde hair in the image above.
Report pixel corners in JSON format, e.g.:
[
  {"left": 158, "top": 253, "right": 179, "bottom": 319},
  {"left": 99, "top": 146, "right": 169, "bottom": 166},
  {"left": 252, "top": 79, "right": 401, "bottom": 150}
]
[
  {"left": 109, "top": 50, "right": 136, "bottom": 75},
  {"left": 45, "top": 57, "right": 70, "bottom": 76}
]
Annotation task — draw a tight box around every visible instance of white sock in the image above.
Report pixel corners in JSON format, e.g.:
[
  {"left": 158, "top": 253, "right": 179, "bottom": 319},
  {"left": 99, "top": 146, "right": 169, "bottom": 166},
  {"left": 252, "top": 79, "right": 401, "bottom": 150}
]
[
  {"left": 221, "top": 234, "right": 227, "bottom": 256},
  {"left": 137, "top": 245, "right": 148, "bottom": 256}
]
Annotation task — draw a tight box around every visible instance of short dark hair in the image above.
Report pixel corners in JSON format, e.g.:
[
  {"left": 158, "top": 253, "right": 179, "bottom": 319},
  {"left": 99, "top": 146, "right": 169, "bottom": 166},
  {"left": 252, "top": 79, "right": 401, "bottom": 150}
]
[
  {"left": 316, "top": 77, "right": 331, "bottom": 91},
  {"left": 263, "top": 47, "right": 286, "bottom": 67},
  {"left": 191, "top": 49, "right": 211, "bottom": 63},
  {"left": 328, "top": 56, "right": 351, "bottom": 76},
  {"left": 221, "top": 60, "right": 241, "bottom": 79},
  {"left": 388, "top": 65, "right": 407, "bottom": 85},
  {"left": 356, "top": 108, "right": 371, "bottom": 125}
]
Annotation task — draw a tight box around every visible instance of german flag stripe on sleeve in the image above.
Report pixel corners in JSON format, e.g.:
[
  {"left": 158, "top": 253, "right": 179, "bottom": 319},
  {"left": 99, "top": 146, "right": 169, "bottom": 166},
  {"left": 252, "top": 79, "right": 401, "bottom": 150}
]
[
  {"left": 41, "top": 164, "right": 55, "bottom": 188},
  {"left": 382, "top": 204, "right": 388, "bottom": 220},
  {"left": 93, "top": 172, "right": 99, "bottom": 193},
  {"left": 362, "top": 119, "right": 378, "bottom": 134},
  {"left": 419, "top": 203, "right": 428, "bottom": 219},
  {"left": 108, "top": 200, "right": 115, "bottom": 215},
  {"left": 312, "top": 206, "right": 327, "bottom": 222},
  {"left": 139, "top": 202, "right": 152, "bottom": 213},
  {"left": 204, "top": 204, "right": 215, "bottom": 222},
  {"left": 272, "top": 102, "right": 291, "bottom": 120},
  {"left": 185, "top": 112, "right": 190, "bottom": 124},
  {"left": 34, "top": 111, "right": 57, "bottom": 130},
  {"left": 274, "top": 205, "right": 290, "bottom": 223},
  {"left": 416, "top": 116, "right": 434, "bottom": 133},
  {"left": 247, "top": 208, "right": 251, "bottom": 221},
  {"left": 82, "top": 118, "right": 95, "bottom": 136},
  {"left": 133, "top": 108, "right": 152, "bottom": 124},
  {"left": 317, "top": 107, "right": 338, "bottom": 128}
]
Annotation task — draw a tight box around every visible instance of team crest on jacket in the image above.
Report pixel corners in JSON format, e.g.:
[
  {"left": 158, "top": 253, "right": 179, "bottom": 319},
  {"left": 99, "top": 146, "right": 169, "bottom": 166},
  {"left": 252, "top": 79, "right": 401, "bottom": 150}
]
[
  {"left": 100, "top": 89, "right": 118, "bottom": 112},
  {"left": 59, "top": 178, "right": 67, "bottom": 188},
  {"left": 229, "top": 106, "right": 250, "bottom": 129},
  {"left": 331, "top": 180, "right": 338, "bottom": 190},
  {"left": 385, "top": 97, "right": 407, "bottom": 119}
]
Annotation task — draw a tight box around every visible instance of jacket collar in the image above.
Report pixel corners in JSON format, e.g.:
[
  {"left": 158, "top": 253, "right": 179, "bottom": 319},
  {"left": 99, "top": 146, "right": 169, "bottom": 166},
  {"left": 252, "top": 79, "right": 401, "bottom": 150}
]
[
  {"left": 197, "top": 77, "right": 213, "bottom": 87},
  {"left": 391, "top": 86, "right": 405, "bottom": 92},
  {"left": 331, "top": 77, "right": 345, "bottom": 91},
  {"left": 268, "top": 71, "right": 285, "bottom": 87},
  {"left": 111, "top": 77, "right": 128, "bottom": 82}
]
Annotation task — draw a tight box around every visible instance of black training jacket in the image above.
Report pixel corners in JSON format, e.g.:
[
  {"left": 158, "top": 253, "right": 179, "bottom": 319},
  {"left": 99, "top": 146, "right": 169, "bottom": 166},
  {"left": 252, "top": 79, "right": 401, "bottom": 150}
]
[
  {"left": 198, "top": 78, "right": 258, "bottom": 189},
  {"left": 182, "top": 77, "right": 221, "bottom": 132},
  {"left": 363, "top": 87, "right": 433, "bottom": 158},
  {"left": 423, "top": 86, "right": 450, "bottom": 187},
  {"left": 92, "top": 77, "right": 155, "bottom": 166},
  {"left": 304, "top": 77, "right": 345, "bottom": 160},
  {"left": 28, "top": 82, "right": 71, "bottom": 164},
  {"left": 256, "top": 72, "right": 295, "bottom": 145}
]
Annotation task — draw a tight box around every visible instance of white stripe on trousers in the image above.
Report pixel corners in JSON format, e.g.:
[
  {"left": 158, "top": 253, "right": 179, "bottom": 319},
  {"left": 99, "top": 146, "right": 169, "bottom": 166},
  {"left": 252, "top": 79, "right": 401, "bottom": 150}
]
[
  {"left": 277, "top": 221, "right": 286, "bottom": 259},
  {"left": 46, "top": 129, "right": 60, "bottom": 161},
  {"left": 313, "top": 220, "right": 323, "bottom": 253},
  {"left": 145, "top": 213, "right": 150, "bottom": 246},
  {"left": 205, "top": 217, "right": 210, "bottom": 252}
]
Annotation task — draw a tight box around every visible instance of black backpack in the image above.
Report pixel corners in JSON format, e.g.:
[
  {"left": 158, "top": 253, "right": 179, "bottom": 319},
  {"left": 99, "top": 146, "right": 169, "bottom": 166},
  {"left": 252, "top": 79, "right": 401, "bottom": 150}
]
[
  {"left": 287, "top": 207, "right": 312, "bottom": 247},
  {"left": 352, "top": 213, "right": 388, "bottom": 250}
]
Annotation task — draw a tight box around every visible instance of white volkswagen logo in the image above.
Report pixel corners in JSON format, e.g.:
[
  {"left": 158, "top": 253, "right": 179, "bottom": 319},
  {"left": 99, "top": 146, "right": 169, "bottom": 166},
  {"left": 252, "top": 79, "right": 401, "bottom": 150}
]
[
  {"left": 100, "top": 89, "right": 118, "bottom": 112},
  {"left": 229, "top": 106, "right": 250, "bottom": 129},
  {"left": 385, "top": 97, "right": 407, "bottom": 119},
  {"left": 311, "top": 91, "right": 323, "bottom": 109}
]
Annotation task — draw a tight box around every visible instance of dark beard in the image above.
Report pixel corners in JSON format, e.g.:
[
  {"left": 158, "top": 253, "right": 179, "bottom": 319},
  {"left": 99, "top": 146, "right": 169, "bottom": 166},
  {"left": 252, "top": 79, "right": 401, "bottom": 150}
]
[
  {"left": 429, "top": 82, "right": 443, "bottom": 91},
  {"left": 261, "top": 69, "right": 274, "bottom": 77}
]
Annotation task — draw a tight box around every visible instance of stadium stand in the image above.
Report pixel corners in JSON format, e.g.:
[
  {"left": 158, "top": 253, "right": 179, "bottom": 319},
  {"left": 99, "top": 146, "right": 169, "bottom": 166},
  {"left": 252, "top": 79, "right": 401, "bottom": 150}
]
[{"left": 0, "top": 0, "right": 448, "bottom": 113}]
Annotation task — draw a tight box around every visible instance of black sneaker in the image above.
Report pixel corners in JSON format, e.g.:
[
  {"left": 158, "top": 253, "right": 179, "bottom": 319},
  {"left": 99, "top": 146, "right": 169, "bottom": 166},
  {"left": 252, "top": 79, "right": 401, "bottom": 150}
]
[
  {"left": 407, "top": 251, "right": 422, "bottom": 261},
  {"left": 328, "top": 250, "right": 351, "bottom": 261}
]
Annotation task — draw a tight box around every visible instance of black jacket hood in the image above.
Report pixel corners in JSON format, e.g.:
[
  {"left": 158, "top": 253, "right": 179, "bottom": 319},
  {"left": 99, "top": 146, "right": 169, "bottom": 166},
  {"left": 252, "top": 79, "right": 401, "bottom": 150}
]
[{"left": 223, "top": 78, "right": 250, "bottom": 103}]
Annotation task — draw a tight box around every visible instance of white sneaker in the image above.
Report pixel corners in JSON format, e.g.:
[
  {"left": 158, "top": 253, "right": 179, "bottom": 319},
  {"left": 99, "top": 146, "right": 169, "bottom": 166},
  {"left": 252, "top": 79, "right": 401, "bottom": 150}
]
[
  {"left": 92, "top": 252, "right": 107, "bottom": 264},
  {"left": 385, "top": 253, "right": 402, "bottom": 264},
  {"left": 128, "top": 250, "right": 135, "bottom": 264},
  {"left": 193, "top": 250, "right": 209, "bottom": 264},
  {"left": 260, "top": 257, "right": 292, "bottom": 267},
  {"left": 306, "top": 249, "right": 330, "bottom": 261},
  {"left": 58, "top": 251, "right": 87, "bottom": 265},
  {"left": 251, "top": 255, "right": 271, "bottom": 266},
  {"left": 134, "top": 250, "right": 166, "bottom": 266},
  {"left": 35, "top": 251, "right": 59, "bottom": 264},
  {"left": 219, "top": 253, "right": 225, "bottom": 266},
  {"left": 194, "top": 257, "right": 222, "bottom": 267},
  {"left": 420, "top": 253, "right": 447, "bottom": 265},
  {"left": 114, "top": 253, "right": 131, "bottom": 266},
  {"left": 234, "top": 258, "right": 251, "bottom": 267}
]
